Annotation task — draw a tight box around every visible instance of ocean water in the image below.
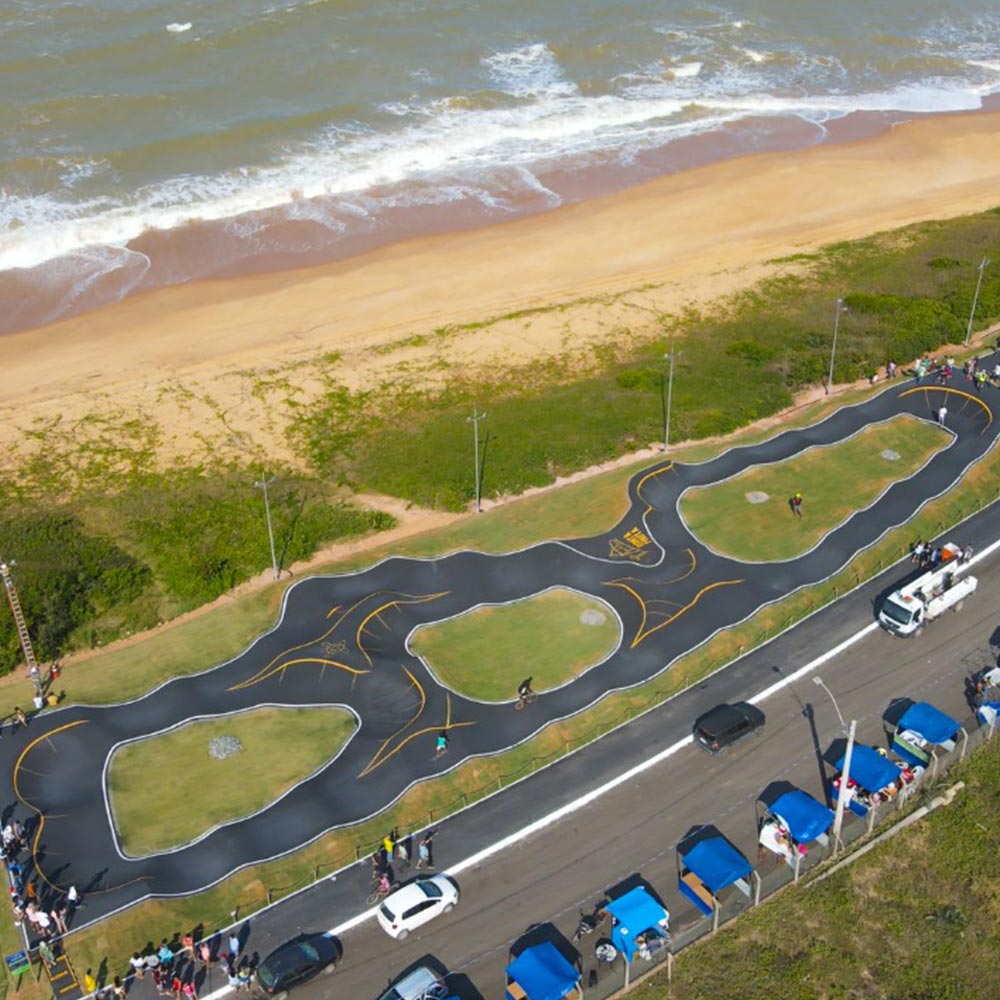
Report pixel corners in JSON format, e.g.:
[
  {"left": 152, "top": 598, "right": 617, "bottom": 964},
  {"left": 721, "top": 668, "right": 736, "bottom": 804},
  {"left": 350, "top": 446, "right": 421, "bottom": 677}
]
[{"left": 3, "top": 0, "right": 1000, "bottom": 333}]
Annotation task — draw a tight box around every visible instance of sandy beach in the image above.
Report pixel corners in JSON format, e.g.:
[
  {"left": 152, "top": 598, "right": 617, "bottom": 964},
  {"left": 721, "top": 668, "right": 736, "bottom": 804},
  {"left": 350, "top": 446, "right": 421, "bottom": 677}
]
[{"left": 3, "top": 109, "right": 1000, "bottom": 476}]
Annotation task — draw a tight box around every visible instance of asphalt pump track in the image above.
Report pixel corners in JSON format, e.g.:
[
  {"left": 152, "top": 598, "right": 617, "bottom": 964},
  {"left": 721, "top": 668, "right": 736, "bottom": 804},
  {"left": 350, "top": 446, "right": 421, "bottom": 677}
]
[{"left": 5, "top": 370, "right": 999, "bottom": 931}]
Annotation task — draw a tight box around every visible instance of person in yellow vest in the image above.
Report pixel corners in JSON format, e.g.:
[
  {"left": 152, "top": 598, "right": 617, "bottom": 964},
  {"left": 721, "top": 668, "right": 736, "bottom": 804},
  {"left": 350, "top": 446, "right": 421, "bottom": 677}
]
[{"left": 83, "top": 969, "right": 98, "bottom": 995}]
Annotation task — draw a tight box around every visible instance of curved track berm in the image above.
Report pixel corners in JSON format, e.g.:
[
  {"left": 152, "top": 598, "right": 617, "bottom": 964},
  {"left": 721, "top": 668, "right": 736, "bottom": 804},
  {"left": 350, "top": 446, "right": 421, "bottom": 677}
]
[{"left": 5, "top": 372, "right": 998, "bottom": 929}]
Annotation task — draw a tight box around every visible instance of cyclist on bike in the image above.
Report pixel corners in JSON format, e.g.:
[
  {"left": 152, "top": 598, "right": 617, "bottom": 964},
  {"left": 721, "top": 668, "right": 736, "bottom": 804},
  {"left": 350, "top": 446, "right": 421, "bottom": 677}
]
[
  {"left": 518, "top": 677, "right": 534, "bottom": 700},
  {"left": 377, "top": 872, "right": 392, "bottom": 896}
]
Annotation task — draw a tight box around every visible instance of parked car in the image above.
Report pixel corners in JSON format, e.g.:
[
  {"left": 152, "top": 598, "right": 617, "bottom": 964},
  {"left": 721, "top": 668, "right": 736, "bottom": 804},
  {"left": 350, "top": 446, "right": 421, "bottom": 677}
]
[
  {"left": 376, "top": 874, "right": 460, "bottom": 939},
  {"left": 256, "top": 933, "right": 341, "bottom": 996},
  {"left": 375, "top": 964, "right": 449, "bottom": 1000},
  {"left": 693, "top": 702, "right": 765, "bottom": 753}
]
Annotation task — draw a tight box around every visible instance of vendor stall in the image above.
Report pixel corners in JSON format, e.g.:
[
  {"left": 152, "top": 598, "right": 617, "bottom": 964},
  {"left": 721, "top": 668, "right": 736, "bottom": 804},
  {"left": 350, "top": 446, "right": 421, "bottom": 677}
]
[
  {"left": 832, "top": 745, "right": 919, "bottom": 822},
  {"left": 890, "top": 701, "right": 966, "bottom": 776},
  {"left": 505, "top": 943, "right": 581, "bottom": 1000},
  {"left": 758, "top": 788, "right": 834, "bottom": 881},
  {"left": 677, "top": 835, "right": 757, "bottom": 933},
  {"left": 604, "top": 886, "right": 670, "bottom": 986}
]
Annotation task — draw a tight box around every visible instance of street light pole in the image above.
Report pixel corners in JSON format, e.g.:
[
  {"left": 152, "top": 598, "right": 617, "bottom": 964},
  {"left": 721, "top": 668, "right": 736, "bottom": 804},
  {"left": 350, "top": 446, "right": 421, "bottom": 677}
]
[
  {"left": 663, "top": 348, "right": 681, "bottom": 451},
  {"left": 832, "top": 719, "right": 857, "bottom": 856},
  {"left": 813, "top": 675, "right": 854, "bottom": 856},
  {"left": 826, "top": 298, "right": 845, "bottom": 396},
  {"left": 253, "top": 474, "right": 279, "bottom": 580},
  {"left": 964, "top": 256, "right": 989, "bottom": 346},
  {"left": 466, "top": 408, "right": 487, "bottom": 513}
]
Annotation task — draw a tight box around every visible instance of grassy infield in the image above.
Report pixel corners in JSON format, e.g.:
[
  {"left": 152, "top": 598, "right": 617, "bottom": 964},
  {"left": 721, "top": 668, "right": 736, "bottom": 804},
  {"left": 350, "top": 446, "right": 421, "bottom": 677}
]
[
  {"left": 108, "top": 708, "right": 356, "bottom": 857},
  {"left": 680, "top": 415, "right": 950, "bottom": 561},
  {"left": 13, "top": 374, "right": 1000, "bottom": 988},
  {"left": 409, "top": 588, "right": 621, "bottom": 700}
]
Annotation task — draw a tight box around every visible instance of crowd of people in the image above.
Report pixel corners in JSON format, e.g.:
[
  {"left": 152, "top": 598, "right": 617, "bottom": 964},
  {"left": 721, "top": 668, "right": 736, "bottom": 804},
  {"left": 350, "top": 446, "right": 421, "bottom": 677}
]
[{"left": 910, "top": 351, "right": 1000, "bottom": 391}]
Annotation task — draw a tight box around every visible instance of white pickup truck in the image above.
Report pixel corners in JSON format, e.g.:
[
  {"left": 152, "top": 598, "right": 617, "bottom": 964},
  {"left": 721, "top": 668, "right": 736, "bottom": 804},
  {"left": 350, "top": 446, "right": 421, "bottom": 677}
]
[{"left": 877, "top": 542, "right": 977, "bottom": 637}]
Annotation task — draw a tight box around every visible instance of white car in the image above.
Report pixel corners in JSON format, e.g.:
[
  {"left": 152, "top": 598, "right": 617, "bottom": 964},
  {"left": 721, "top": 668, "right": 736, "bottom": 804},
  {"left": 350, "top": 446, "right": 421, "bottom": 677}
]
[{"left": 376, "top": 875, "right": 460, "bottom": 939}]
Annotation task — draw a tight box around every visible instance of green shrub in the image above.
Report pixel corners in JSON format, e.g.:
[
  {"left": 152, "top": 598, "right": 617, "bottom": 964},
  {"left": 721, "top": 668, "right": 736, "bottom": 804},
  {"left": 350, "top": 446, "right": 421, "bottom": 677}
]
[{"left": 0, "top": 512, "right": 149, "bottom": 673}]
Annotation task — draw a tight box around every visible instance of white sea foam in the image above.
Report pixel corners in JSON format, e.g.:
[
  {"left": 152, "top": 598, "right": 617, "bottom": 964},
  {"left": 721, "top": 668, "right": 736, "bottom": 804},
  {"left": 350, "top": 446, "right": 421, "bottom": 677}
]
[
  {"left": 481, "top": 42, "right": 578, "bottom": 98},
  {"left": 671, "top": 62, "right": 702, "bottom": 78},
  {"left": 165, "top": 22, "right": 192, "bottom": 33},
  {"left": 3, "top": 36, "right": 1000, "bottom": 275},
  {"left": 741, "top": 48, "right": 768, "bottom": 64}
]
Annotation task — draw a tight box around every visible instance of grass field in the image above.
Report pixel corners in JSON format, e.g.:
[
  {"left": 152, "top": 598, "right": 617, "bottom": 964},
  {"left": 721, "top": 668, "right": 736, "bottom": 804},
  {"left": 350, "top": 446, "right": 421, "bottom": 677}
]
[
  {"left": 108, "top": 707, "right": 355, "bottom": 856},
  {"left": 636, "top": 737, "right": 1000, "bottom": 1000},
  {"left": 679, "top": 414, "right": 950, "bottom": 561},
  {"left": 409, "top": 587, "right": 621, "bottom": 700}
]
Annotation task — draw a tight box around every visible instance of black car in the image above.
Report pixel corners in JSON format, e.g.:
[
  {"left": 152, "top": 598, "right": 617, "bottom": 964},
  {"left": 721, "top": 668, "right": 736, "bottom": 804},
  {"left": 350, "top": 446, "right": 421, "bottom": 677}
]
[
  {"left": 256, "top": 934, "right": 341, "bottom": 996},
  {"left": 693, "top": 702, "right": 765, "bottom": 753}
]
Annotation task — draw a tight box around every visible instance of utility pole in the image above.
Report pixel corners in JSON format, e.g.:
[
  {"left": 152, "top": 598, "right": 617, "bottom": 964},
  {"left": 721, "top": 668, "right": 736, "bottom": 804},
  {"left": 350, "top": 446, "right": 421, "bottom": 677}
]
[
  {"left": 813, "top": 675, "right": 854, "bottom": 856},
  {"left": 663, "top": 348, "right": 682, "bottom": 451},
  {"left": 0, "top": 561, "right": 42, "bottom": 695},
  {"left": 965, "top": 256, "right": 989, "bottom": 346},
  {"left": 826, "top": 298, "right": 846, "bottom": 395},
  {"left": 253, "top": 474, "right": 280, "bottom": 580},
  {"left": 832, "top": 719, "right": 856, "bottom": 856},
  {"left": 466, "top": 407, "right": 487, "bottom": 513}
]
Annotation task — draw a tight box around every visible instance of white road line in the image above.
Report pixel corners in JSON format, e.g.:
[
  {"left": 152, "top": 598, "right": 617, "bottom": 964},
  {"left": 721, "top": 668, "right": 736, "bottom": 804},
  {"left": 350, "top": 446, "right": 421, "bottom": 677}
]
[{"left": 193, "top": 534, "right": 1000, "bottom": 1000}]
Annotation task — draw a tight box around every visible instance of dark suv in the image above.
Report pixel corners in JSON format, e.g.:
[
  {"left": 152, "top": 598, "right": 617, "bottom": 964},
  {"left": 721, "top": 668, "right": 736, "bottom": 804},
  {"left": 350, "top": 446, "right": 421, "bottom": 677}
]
[{"left": 693, "top": 702, "right": 765, "bottom": 753}]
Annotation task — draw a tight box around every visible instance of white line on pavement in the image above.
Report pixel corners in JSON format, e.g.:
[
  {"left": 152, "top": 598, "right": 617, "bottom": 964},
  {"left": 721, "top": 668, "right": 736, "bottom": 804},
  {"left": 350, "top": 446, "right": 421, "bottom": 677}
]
[{"left": 193, "top": 534, "right": 1000, "bottom": 1000}]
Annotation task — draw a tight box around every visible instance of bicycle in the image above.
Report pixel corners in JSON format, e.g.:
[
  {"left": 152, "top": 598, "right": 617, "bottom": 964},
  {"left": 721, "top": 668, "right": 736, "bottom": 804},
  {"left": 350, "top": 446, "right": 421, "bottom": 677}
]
[
  {"left": 514, "top": 690, "right": 538, "bottom": 711},
  {"left": 366, "top": 878, "right": 397, "bottom": 905}
]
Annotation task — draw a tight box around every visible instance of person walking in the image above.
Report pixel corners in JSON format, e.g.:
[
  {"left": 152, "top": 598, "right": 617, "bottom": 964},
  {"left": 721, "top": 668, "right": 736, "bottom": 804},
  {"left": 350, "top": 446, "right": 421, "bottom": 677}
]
[
  {"left": 198, "top": 942, "right": 212, "bottom": 968},
  {"left": 13, "top": 707, "right": 27, "bottom": 730},
  {"left": 129, "top": 953, "right": 146, "bottom": 981},
  {"left": 789, "top": 492, "right": 804, "bottom": 518},
  {"left": 382, "top": 831, "right": 395, "bottom": 862},
  {"left": 395, "top": 835, "right": 410, "bottom": 869},
  {"left": 887, "top": 360, "right": 898, "bottom": 379},
  {"left": 83, "top": 970, "right": 98, "bottom": 996},
  {"left": 37, "top": 938, "right": 57, "bottom": 968},
  {"left": 911, "top": 540, "right": 925, "bottom": 564},
  {"left": 111, "top": 978, "right": 127, "bottom": 1000},
  {"left": 415, "top": 831, "right": 435, "bottom": 870},
  {"left": 227, "top": 933, "right": 240, "bottom": 964},
  {"left": 66, "top": 884, "right": 82, "bottom": 917},
  {"left": 434, "top": 731, "right": 449, "bottom": 758},
  {"left": 962, "top": 544, "right": 974, "bottom": 564},
  {"left": 937, "top": 404, "right": 948, "bottom": 426},
  {"left": 976, "top": 369, "right": 988, "bottom": 394},
  {"left": 236, "top": 959, "right": 252, "bottom": 992},
  {"left": 51, "top": 904, "right": 68, "bottom": 935},
  {"left": 157, "top": 940, "right": 174, "bottom": 971}
]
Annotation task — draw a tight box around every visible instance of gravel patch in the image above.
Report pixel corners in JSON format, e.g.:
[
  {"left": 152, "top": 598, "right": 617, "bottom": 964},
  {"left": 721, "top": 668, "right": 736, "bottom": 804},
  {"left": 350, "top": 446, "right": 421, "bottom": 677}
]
[
  {"left": 746, "top": 491, "right": 770, "bottom": 504},
  {"left": 208, "top": 735, "right": 243, "bottom": 760},
  {"left": 580, "top": 609, "right": 607, "bottom": 626}
]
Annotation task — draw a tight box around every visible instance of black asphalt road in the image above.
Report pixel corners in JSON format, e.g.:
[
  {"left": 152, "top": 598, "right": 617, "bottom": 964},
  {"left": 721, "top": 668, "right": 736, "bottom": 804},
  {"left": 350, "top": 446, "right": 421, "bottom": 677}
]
[
  {"left": 4, "top": 367, "right": 999, "bottom": 929},
  {"left": 211, "top": 511, "right": 1000, "bottom": 1000}
]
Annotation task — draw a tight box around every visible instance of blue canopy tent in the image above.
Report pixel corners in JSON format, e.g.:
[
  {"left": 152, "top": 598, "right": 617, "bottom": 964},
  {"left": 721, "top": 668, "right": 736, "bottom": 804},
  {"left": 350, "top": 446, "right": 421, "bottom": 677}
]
[
  {"left": 605, "top": 887, "right": 670, "bottom": 965},
  {"left": 759, "top": 788, "right": 834, "bottom": 879},
  {"left": 891, "top": 702, "right": 965, "bottom": 772},
  {"left": 834, "top": 745, "right": 904, "bottom": 817},
  {"left": 505, "top": 942, "right": 580, "bottom": 1000},
  {"left": 770, "top": 789, "right": 834, "bottom": 844},
  {"left": 677, "top": 835, "right": 755, "bottom": 930}
]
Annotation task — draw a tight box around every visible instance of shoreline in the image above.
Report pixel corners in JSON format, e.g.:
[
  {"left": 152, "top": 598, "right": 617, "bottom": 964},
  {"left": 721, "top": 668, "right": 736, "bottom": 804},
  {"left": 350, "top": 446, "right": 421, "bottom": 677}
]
[
  {"left": 3, "top": 96, "right": 1000, "bottom": 342},
  {"left": 2, "top": 105, "right": 1000, "bottom": 473}
]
